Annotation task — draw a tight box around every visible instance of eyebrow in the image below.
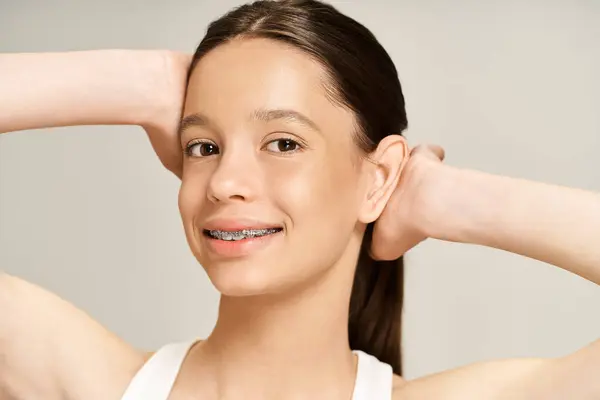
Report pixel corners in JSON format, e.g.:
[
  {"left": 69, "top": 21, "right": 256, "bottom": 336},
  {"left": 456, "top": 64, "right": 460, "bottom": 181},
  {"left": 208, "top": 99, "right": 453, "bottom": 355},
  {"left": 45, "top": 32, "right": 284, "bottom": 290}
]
[
  {"left": 252, "top": 108, "right": 321, "bottom": 133},
  {"left": 178, "top": 113, "right": 209, "bottom": 137},
  {"left": 178, "top": 108, "right": 321, "bottom": 137}
]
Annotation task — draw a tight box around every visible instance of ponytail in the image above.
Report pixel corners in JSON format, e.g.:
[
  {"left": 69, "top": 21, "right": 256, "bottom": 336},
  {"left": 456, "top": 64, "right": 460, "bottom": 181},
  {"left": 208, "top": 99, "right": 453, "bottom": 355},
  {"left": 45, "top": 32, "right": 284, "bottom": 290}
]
[{"left": 348, "top": 222, "right": 404, "bottom": 375}]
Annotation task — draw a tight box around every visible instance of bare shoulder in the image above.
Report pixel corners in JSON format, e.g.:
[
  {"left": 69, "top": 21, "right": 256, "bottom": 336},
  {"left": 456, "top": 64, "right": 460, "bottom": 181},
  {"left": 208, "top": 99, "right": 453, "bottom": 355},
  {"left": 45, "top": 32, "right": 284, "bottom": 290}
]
[
  {"left": 0, "top": 273, "right": 146, "bottom": 400},
  {"left": 391, "top": 374, "right": 405, "bottom": 392},
  {"left": 392, "top": 348, "right": 600, "bottom": 400}
]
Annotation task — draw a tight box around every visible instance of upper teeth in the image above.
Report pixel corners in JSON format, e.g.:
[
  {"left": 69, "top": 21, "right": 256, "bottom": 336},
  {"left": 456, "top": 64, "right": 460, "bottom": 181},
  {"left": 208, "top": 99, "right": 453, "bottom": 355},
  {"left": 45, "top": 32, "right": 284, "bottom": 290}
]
[{"left": 208, "top": 228, "right": 280, "bottom": 241}]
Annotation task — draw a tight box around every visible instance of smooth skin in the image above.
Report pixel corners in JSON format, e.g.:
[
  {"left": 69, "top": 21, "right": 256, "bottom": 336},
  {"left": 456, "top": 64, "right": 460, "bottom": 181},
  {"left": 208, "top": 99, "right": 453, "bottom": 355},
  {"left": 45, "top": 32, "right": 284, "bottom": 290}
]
[
  {"left": 0, "top": 49, "right": 599, "bottom": 400},
  {"left": 174, "top": 37, "right": 406, "bottom": 400}
]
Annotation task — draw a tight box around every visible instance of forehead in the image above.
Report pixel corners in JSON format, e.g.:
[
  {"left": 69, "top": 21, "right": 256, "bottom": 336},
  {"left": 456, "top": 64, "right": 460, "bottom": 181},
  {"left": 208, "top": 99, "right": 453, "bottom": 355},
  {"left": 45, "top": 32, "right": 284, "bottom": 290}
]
[{"left": 184, "top": 37, "right": 355, "bottom": 133}]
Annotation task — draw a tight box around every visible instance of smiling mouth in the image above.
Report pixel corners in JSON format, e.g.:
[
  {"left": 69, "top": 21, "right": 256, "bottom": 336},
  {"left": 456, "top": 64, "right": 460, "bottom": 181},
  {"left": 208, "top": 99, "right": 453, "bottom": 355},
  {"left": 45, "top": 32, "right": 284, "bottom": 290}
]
[{"left": 203, "top": 228, "right": 283, "bottom": 241}]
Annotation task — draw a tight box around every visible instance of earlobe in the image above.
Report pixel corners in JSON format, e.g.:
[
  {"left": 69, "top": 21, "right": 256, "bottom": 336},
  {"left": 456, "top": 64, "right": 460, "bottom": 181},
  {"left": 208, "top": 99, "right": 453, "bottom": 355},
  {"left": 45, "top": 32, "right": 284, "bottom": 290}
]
[{"left": 358, "top": 135, "right": 408, "bottom": 224}]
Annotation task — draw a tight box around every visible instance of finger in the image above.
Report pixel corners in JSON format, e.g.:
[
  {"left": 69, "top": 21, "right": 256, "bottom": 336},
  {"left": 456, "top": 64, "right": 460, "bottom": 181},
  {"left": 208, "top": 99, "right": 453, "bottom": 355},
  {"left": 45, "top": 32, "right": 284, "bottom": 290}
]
[
  {"left": 410, "top": 144, "right": 445, "bottom": 161},
  {"left": 428, "top": 144, "right": 445, "bottom": 161},
  {"left": 370, "top": 236, "right": 411, "bottom": 261},
  {"left": 370, "top": 220, "right": 413, "bottom": 261}
]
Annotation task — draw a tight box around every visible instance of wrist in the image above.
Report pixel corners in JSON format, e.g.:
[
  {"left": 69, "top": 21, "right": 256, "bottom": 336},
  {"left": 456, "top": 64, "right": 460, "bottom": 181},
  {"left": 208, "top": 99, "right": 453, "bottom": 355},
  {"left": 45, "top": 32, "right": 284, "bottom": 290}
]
[
  {"left": 70, "top": 49, "right": 172, "bottom": 127},
  {"left": 124, "top": 50, "right": 177, "bottom": 127},
  {"left": 0, "top": 50, "right": 176, "bottom": 131},
  {"left": 425, "top": 165, "right": 507, "bottom": 245},
  {"left": 137, "top": 50, "right": 191, "bottom": 131}
]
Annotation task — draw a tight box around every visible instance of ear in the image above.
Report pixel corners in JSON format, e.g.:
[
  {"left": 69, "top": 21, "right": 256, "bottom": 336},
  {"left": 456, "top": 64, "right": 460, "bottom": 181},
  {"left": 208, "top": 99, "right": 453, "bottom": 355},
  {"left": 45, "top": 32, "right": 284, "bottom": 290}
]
[{"left": 358, "top": 135, "right": 408, "bottom": 224}]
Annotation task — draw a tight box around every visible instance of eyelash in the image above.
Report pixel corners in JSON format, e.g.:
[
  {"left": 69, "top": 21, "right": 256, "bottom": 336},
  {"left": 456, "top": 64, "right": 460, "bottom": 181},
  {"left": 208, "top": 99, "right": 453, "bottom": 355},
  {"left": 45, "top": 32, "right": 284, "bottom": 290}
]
[{"left": 183, "top": 136, "right": 306, "bottom": 158}]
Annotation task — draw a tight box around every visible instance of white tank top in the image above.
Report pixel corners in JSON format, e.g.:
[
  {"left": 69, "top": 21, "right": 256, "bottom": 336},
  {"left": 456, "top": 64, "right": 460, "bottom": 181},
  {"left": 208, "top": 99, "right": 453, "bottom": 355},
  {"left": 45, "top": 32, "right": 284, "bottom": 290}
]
[{"left": 120, "top": 340, "right": 393, "bottom": 400}]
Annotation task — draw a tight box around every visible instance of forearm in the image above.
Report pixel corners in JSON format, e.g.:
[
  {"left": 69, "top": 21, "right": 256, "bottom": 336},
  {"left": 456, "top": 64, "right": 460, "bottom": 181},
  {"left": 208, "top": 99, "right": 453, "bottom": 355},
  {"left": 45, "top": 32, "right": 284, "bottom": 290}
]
[
  {"left": 444, "top": 167, "right": 600, "bottom": 284},
  {"left": 0, "top": 50, "right": 167, "bottom": 134}
]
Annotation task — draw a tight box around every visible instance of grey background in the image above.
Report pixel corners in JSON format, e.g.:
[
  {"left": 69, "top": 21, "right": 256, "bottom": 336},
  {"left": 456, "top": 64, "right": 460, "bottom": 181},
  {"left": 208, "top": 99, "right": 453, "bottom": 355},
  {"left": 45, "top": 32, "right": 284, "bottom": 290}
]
[{"left": 0, "top": 0, "right": 598, "bottom": 380}]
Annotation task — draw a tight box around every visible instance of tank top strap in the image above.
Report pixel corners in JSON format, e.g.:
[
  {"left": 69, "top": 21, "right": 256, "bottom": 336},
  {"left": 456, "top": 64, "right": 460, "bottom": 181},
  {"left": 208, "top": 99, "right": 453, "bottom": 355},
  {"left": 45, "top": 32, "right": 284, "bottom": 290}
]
[
  {"left": 351, "top": 350, "right": 393, "bottom": 400},
  {"left": 120, "top": 342, "right": 392, "bottom": 400},
  {"left": 120, "top": 340, "right": 198, "bottom": 400}
]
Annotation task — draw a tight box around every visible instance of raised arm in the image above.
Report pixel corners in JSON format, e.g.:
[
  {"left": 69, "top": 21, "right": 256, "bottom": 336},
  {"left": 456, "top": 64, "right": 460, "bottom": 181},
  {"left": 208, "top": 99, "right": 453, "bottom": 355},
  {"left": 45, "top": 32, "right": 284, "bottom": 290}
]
[
  {"left": 372, "top": 145, "right": 600, "bottom": 285},
  {"left": 0, "top": 49, "right": 189, "bottom": 400},
  {"left": 441, "top": 167, "right": 600, "bottom": 285},
  {"left": 373, "top": 146, "right": 600, "bottom": 399},
  {"left": 0, "top": 50, "right": 189, "bottom": 175},
  {"left": 418, "top": 166, "right": 600, "bottom": 398},
  {"left": 0, "top": 50, "right": 157, "bottom": 133}
]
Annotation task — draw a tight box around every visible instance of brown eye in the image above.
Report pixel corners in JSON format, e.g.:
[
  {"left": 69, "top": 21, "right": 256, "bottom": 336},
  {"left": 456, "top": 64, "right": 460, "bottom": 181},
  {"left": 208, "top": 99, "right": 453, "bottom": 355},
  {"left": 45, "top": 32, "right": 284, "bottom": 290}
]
[
  {"left": 265, "top": 139, "right": 301, "bottom": 153},
  {"left": 186, "top": 141, "right": 220, "bottom": 157}
]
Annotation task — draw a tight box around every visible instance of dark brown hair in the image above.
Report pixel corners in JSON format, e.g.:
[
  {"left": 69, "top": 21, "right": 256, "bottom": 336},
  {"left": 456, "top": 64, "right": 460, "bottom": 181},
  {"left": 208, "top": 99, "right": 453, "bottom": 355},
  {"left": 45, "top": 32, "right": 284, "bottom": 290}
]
[{"left": 187, "top": 0, "right": 407, "bottom": 375}]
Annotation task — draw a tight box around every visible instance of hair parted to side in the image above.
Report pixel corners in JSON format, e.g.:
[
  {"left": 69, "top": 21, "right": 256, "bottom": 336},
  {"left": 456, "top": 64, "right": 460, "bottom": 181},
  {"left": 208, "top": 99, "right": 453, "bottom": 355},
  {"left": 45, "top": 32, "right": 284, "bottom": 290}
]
[{"left": 187, "top": 0, "right": 407, "bottom": 375}]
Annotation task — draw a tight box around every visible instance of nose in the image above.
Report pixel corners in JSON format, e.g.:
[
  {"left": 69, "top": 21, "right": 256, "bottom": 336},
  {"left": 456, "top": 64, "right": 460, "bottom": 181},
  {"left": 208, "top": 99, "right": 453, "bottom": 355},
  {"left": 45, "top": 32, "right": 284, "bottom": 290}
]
[{"left": 206, "top": 148, "right": 260, "bottom": 204}]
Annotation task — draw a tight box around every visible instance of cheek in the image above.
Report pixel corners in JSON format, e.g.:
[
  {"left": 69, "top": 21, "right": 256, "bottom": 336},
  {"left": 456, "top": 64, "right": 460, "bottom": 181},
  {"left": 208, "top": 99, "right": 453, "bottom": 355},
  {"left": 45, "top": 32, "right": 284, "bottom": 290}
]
[
  {"left": 264, "top": 156, "right": 363, "bottom": 281},
  {"left": 266, "top": 154, "right": 361, "bottom": 227}
]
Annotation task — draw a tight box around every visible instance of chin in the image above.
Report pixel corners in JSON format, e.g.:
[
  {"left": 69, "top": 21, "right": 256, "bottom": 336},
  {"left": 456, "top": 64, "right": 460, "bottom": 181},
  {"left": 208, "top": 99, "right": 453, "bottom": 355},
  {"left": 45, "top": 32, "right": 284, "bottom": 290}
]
[{"left": 203, "top": 259, "right": 282, "bottom": 297}]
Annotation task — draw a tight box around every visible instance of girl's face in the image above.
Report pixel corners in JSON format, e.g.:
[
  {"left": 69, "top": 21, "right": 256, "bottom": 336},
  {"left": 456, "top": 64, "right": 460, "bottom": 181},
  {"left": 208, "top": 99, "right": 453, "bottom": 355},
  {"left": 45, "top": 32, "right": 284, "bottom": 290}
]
[{"left": 178, "top": 38, "right": 376, "bottom": 296}]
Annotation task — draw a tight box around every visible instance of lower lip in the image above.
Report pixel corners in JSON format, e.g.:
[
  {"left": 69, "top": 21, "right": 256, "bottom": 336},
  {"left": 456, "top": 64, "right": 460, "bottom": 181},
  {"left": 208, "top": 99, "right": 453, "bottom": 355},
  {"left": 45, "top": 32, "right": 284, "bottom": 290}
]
[{"left": 204, "top": 231, "right": 283, "bottom": 258}]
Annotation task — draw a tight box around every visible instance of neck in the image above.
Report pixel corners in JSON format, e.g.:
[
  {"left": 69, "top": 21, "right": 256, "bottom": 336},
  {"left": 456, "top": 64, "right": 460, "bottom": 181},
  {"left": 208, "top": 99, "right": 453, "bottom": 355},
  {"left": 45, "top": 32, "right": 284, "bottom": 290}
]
[{"left": 193, "top": 237, "right": 362, "bottom": 399}]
